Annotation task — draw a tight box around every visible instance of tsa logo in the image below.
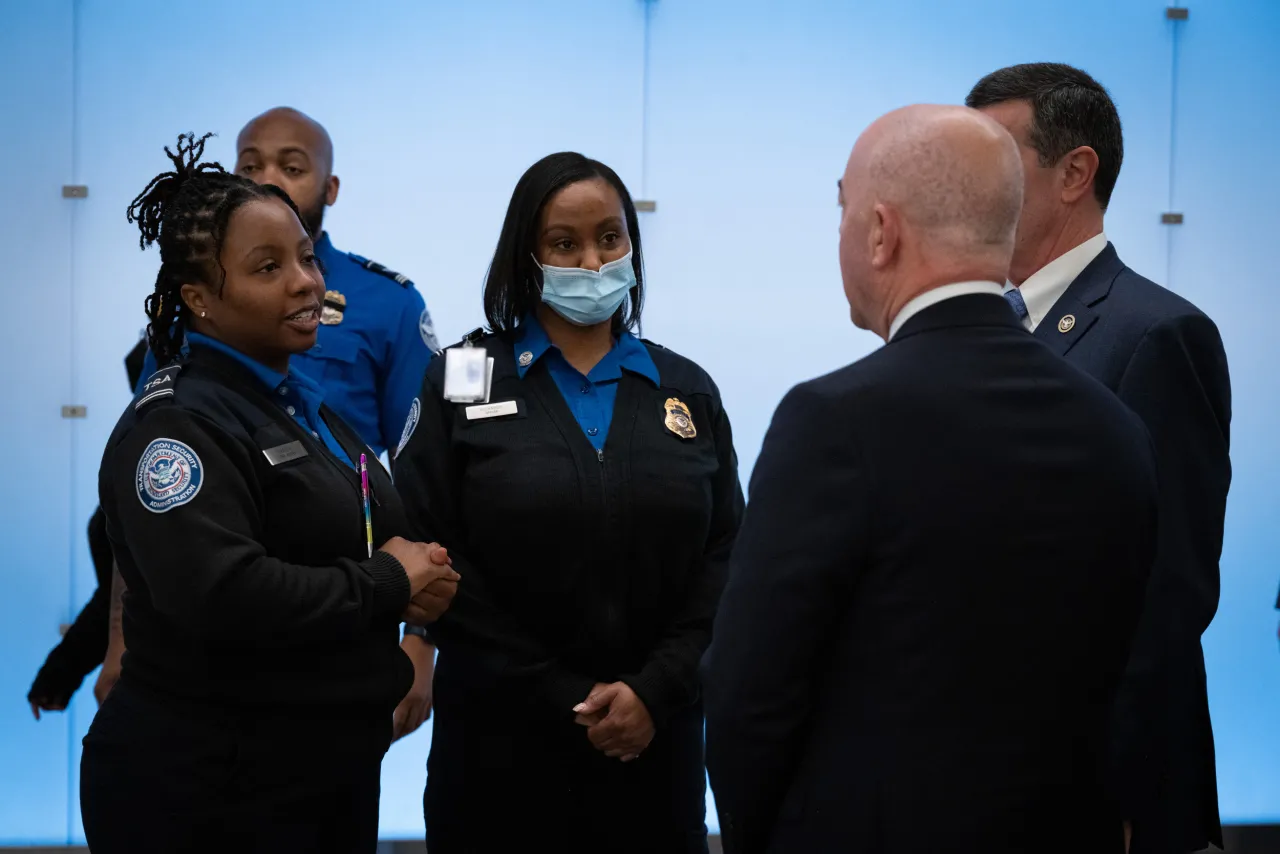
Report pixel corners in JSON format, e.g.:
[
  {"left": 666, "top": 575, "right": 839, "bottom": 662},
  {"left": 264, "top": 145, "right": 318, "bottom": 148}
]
[
  {"left": 419, "top": 308, "right": 439, "bottom": 350},
  {"left": 396, "top": 398, "right": 421, "bottom": 459},
  {"left": 136, "top": 438, "right": 203, "bottom": 513}
]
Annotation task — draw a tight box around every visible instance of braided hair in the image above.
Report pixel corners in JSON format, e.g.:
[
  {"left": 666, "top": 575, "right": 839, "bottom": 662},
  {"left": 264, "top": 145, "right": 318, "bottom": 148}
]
[{"left": 127, "top": 132, "right": 306, "bottom": 366}]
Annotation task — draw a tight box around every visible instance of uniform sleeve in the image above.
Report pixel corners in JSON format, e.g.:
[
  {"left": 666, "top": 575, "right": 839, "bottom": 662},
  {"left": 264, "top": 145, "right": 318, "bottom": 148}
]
[
  {"left": 392, "top": 374, "right": 597, "bottom": 720},
  {"left": 28, "top": 583, "right": 109, "bottom": 706},
  {"left": 702, "top": 383, "right": 868, "bottom": 854},
  {"left": 29, "top": 506, "right": 119, "bottom": 700},
  {"left": 1109, "top": 313, "right": 1232, "bottom": 812},
  {"left": 1115, "top": 313, "right": 1231, "bottom": 629},
  {"left": 111, "top": 405, "right": 410, "bottom": 646},
  {"left": 620, "top": 398, "right": 744, "bottom": 727},
  {"left": 378, "top": 287, "right": 435, "bottom": 456}
]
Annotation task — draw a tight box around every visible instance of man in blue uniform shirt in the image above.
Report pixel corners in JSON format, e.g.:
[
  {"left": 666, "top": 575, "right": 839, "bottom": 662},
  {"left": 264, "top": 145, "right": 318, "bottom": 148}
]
[{"left": 126, "top": 107, "right": 439, "bottom": 739}]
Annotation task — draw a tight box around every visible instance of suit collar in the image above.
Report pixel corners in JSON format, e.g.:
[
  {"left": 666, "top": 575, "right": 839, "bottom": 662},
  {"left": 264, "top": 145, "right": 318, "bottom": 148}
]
[
  {"left": 891, "top": 292, "right": 1024, "bottom": 342},
  {"left": 1011, "top": 232, "right": 1108, "bottom": 329},
  {"left": 1033, "top": 242, "right": 1126, "bottom": 356},
  {"left": 888, "top": 280, "right": 1005, "bottom": 340}
]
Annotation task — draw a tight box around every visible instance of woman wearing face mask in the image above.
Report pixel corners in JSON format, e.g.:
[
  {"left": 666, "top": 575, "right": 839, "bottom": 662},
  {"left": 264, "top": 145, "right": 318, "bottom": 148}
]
[
  {"left": 81, "top": 134, "right": 459, "bottom": 853},
  {"left": 393, "top": 152, "right": 744, "bottom": 853}
]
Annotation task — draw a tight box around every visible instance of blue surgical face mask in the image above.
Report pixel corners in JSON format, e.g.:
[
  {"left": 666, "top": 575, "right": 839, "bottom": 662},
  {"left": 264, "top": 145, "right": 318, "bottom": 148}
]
[{"left": 536, "top": 251, "right": 635, "bottom": 327}]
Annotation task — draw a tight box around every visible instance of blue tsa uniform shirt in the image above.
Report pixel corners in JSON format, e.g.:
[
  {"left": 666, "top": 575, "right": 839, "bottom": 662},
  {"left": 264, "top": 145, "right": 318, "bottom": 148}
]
[
  {"left": 513, "top": 314, "right": 660, "bottom": 451},
  {"left": 181, "top": 332, "right": 355, "bottom": 468},
  {"left": 136, "top": 232, "right": 436, "bottom": 458}
]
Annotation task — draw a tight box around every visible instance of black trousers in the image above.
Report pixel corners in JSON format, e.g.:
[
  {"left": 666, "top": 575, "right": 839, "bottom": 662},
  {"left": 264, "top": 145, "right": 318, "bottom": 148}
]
[
  {"left": 425, "top": 690, "right": 710, "bottom": 854},
  {"left": 81, "top": 678, "right": 389, "bottom": 854}
]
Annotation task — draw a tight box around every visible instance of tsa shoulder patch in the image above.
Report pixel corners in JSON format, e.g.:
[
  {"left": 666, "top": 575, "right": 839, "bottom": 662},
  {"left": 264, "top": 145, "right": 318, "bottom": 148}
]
[
  {"left": 136, "top": 438, "right": 204, "bottom": 513},
  {"left": 396, "top": 398, "right": 421, "bottom": 458},
  {"left": 348, "top": 253, "right": 413, "bottom": 287},
  {"left": 135, "top": 364, "right": 183, "bottom": 411},
  {"left": 419, "top": 308, "right": 439, "bottom": 350}
]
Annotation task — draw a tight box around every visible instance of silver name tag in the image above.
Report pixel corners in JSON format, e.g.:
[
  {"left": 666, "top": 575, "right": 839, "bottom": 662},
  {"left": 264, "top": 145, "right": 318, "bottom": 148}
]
[
  {"left": 465, "top": 400, "right": 518, "bottom": 421},
  {"left": 262, "top": 440, "right": 309, "bottom": 465}
]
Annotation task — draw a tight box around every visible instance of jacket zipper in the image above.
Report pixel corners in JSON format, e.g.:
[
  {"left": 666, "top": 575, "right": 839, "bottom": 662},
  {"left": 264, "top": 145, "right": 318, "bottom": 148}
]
[{"left": 596, "top": 445, "right": 621, "bottom": 643}]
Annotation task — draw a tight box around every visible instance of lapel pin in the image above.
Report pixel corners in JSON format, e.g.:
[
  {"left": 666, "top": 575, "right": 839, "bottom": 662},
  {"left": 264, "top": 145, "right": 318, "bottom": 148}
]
[
  {"left": 518, "top": 351, "right": 533, "bottom": 367},
  {"left": 1057, "top": 314, "right": 1076, "bottom": 334},
  {"left": 663, "top": 398, "right": 697, "bottom": 440}
]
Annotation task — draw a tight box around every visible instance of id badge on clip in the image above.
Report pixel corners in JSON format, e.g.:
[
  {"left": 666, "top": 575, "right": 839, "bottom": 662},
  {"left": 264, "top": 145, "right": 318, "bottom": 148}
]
[{"left": 443, "top": 345, "right": 493, "bottom": 403}]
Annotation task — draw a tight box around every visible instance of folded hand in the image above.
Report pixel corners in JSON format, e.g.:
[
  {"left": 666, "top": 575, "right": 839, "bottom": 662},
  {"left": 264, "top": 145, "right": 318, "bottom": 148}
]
[{"left": 573, "top": 681, "right": 654, "bottom": 762}]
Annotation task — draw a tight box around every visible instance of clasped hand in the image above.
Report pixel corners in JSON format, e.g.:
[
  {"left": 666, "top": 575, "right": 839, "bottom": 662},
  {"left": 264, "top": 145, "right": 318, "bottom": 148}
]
[
  {"left": 377, "top": 536, "right": 460, "bottom": 625},
  {"left": 573, "top": 682, "right": 655, "bottom": 762}
]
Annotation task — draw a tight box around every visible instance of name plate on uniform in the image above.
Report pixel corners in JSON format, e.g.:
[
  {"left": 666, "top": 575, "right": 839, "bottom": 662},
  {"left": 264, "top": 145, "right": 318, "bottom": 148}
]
[
  {"left": 262, "top": 441, "right": 309, "bottom": 465},
  {"left": 465, "top": 400, "right": 518, "bottom": 421}
]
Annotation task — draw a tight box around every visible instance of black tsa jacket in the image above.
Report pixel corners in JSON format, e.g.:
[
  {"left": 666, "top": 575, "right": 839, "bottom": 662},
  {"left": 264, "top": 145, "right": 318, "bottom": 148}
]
[
  {"left": 393, "top": 330, "right": 744, "bottom": 727},
  {"left": 99, "top": 343, "right": 416, "bottom": 713}
]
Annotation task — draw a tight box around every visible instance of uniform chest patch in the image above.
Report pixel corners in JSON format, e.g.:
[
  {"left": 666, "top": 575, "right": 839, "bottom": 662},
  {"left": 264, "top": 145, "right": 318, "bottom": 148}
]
[
  {"left": 136, "top": 438, "right": 204, "bottom": 513},
  {"left": 396, "top": 397, "right": 421, "bottom": 458}
]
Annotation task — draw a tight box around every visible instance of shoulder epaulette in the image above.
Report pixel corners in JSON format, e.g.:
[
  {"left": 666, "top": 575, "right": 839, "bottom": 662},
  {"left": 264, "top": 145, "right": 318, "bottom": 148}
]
[
  {"left": 347, "top": 253, "right": 413, "bottom": 288},
  {"left": 640, "top": 338, "right": 665, "bottom": 350},
  {"left": 135, "top": 363, "right": 184, "bottom": 411}
]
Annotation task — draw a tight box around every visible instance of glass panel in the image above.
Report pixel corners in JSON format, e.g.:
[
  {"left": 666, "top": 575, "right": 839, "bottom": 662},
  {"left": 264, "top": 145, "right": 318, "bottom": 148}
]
[
  {"left": 1172, "top": 0, "right": 1280, "bottom": 825},
  {"left": 0, "top": 0, "right": 76, "bottom": 845}
]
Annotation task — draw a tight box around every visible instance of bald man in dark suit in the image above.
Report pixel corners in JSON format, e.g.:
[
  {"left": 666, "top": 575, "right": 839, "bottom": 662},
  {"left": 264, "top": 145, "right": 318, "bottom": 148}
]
[{"left": 704, "top": 104, "right": 1159, "bottom": 854}]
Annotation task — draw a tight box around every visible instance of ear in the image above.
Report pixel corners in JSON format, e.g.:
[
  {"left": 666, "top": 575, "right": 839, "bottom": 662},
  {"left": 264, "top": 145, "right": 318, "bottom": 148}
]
[
  {"left": 325, "top": 174, "right": 340, "bottom": 207},
  {"left": 179, "top": 283, "right": 212, "bottom": 318},
  {"left": 869, "top": 203, "right": 899, "bottom": 270},
  {"left": 1060, "top": 145, "right": 1100, "bottom": 205}
]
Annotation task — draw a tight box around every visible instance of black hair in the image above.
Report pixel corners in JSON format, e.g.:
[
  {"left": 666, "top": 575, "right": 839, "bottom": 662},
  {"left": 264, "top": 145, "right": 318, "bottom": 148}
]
[
  {"left": 126, "top": 132, "right": 305, "bottom": 366},
  {"left": 483, "top": 152, "right": 644, "bottom": 334},
  {"left": 966, "top": 62, "right": 1124, "bottom": 211}
]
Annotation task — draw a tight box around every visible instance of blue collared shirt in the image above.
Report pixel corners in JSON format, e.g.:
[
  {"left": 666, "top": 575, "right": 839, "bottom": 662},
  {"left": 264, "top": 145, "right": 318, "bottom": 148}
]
[
  {"left": 514, "top": 316, "right": 660, "bottom": 451},
  {"left": 135, "top": 232, "right": 435, "bottom": 457},
  {"left": 187, "top": 332, "right": 353, "bottom": 468}
]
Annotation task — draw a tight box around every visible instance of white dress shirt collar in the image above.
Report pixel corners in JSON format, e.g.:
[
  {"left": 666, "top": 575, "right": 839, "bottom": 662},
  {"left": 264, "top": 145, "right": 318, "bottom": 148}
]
[
  {"left": 1003, "top": 233, "right": 1108, "bottom": 332},
  {"left": 888, "top": 281, "right": 1006, "bottom": 341}
]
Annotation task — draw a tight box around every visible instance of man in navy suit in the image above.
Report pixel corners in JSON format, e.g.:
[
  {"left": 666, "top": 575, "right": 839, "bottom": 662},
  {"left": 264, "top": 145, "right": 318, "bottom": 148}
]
[
  {"left": 968, "top": 63, "right": 1232, "bottom": 854},
  {"left": 703, "top": 104, "right": 1159, "bottom": 854}
]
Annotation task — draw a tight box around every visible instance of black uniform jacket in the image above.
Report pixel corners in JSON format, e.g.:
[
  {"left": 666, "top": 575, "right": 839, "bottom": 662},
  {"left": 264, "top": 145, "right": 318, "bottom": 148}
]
[
  {"left": 98, "top": 343, "right": 415, "bottom": 713},
  {"left": 393, "top": 329, "right": 744, "bottom": 727}
]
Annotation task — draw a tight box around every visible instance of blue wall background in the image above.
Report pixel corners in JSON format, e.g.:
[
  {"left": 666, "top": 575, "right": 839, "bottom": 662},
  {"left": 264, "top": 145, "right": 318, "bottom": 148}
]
[{"left": 1, "top": 0, "right": 1276, "bottom": 844}]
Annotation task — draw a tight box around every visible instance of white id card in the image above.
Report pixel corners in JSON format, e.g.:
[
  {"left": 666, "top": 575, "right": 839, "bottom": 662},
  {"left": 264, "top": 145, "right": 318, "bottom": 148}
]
[{"left": 443, "top": 346, "right": 489, "bottom": 402}]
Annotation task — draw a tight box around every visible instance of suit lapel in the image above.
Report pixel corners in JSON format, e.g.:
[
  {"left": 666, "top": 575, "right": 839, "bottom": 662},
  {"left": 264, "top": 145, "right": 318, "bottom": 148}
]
[
  {"left": 1033, "top": 242, "right": 1125, "bottom": 357},
  {"left": 1035, "top": 298, "right": 1099, "bottom": 357}
]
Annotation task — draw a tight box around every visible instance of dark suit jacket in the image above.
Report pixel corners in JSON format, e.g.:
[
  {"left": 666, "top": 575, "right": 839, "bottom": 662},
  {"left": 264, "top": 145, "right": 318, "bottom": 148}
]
[
  {"left": 703, "top": 294, "right": 1159, "bottom": 854},
  {"left": 1033, "top": 244, "right": 1232, "bottom": 854}
]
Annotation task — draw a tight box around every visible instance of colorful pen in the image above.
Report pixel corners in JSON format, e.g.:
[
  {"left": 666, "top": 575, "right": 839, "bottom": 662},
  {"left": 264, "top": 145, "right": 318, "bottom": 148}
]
[{"left": 359, "top": 453, "right": 373, "bottom": 558}]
